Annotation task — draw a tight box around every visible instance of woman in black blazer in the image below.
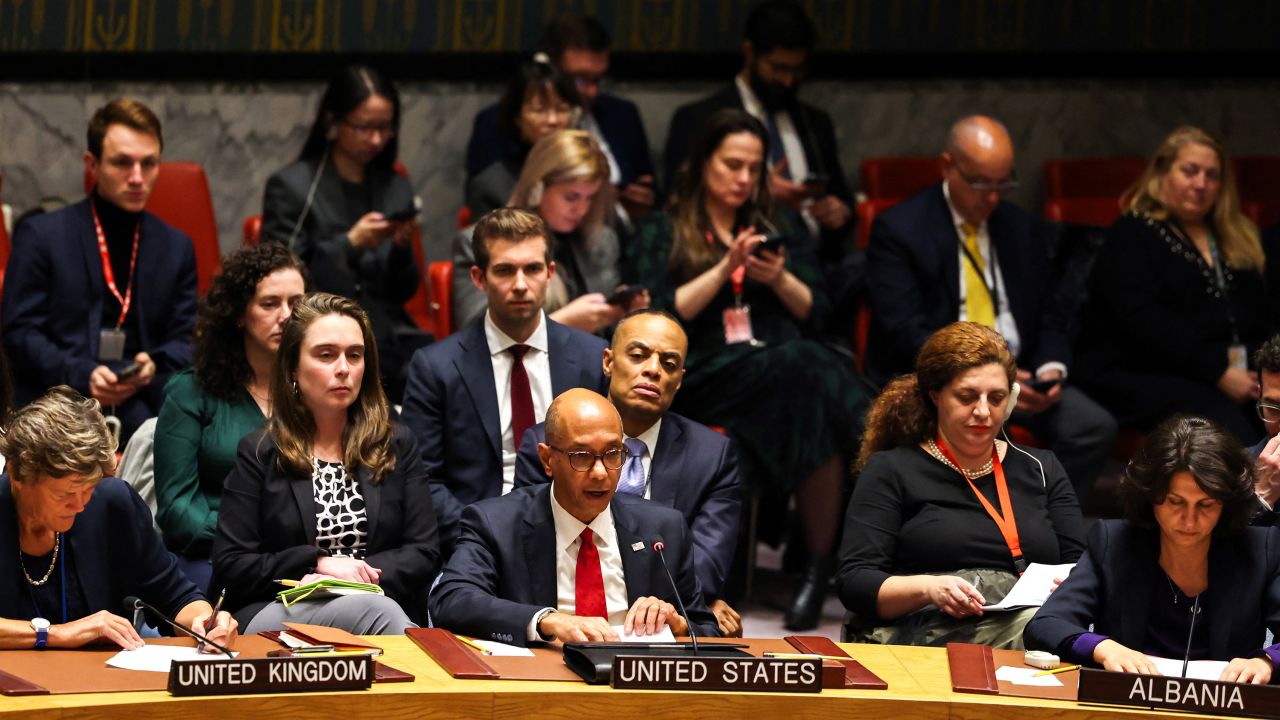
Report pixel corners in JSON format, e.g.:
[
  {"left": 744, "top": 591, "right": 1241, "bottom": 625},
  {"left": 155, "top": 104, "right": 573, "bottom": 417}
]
[
  {"left": 1025, "top": 416, "right": 1280, "bottom": 684},
  {"left": 212, "top": 293, "right": 439, "bottom": 634}
]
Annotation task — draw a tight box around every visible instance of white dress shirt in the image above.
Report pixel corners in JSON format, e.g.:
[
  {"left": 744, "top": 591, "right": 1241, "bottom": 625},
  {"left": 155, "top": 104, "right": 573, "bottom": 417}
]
[
  {"left": 625, "top": 417, "right": 663, "bottom": 500},
  {"left": 484, "top": 310, "right": 553, "bottom": 494},
  {"left": 735, "top": 76, "right": 820, "bottom": 238}
]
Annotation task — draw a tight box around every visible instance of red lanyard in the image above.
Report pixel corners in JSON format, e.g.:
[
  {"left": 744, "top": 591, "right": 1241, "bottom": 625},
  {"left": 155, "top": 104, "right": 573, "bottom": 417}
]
[
  {"left": 90, "top": 203, "right": 141, "bottom": 329},
  {"left": 934, "top": 435, "right": 1025, "bottom": 571},
  {"left": 706, "top": 231, "right": 747, "bottom": 300}
]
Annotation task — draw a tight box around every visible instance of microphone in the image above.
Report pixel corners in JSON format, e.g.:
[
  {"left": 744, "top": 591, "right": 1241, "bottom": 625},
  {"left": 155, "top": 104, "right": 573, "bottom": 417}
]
[
  {"left": 124, "top": 595, "right": 234, "bottom": 658},
  {"left": 1180, "top": 594, "right": 1202, "bottom": 679},
  {"left": 651, "top": 535, "right": 698, "bottom": 655}
]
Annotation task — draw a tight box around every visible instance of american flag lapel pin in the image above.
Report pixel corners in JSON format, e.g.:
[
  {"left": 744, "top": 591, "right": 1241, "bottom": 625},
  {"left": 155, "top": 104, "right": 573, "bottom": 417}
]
[{"left": 631, "top": 541, "right": 645, "bottom": 552}]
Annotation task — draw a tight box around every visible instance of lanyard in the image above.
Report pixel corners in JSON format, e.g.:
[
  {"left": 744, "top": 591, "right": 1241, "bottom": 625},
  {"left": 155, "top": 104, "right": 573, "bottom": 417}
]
[
  {"left": 90, "top": 203, "right": 141, "bottom": 329},
  {"left": 1167, "top": 219, "right": 1238, "bottom": 344},
  {"left": 934, "top": 435, "right": 1026, "bottom": 572}
]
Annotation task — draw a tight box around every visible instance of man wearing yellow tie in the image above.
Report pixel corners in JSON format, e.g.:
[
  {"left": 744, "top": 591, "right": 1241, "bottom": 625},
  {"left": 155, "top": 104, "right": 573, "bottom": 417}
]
[{"left": 865, "top": 115, "right": 1116, "bottom": 504}]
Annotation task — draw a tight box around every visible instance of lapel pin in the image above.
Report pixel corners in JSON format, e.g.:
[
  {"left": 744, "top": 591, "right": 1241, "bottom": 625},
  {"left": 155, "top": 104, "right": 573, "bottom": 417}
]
[{"left": 631, "top": 541, "right": 645, "bottom": 552}]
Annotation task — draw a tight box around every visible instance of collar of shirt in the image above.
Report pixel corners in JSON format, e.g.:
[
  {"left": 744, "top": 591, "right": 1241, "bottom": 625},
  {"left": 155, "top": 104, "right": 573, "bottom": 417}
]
[
  {"left": 548, "top": 482, "right": 619, "bottom": 556},
  {"left": 484, "top": 309, "right": 550, "bottom": 358},
  {"left": 942, "top": 180, "right": 988, "bottom": 239}
]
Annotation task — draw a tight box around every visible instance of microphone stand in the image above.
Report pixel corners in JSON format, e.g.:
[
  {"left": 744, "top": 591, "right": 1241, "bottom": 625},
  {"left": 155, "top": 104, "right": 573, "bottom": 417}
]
[
  {"left": 1180, "top": 594, "right": 1202, "bottom": 679},
  {"left": 128, "top": 597, "right": 235, "bottom": 659},
  {"left": 652, "top": 537, "right": 698, "bottom": 655}
]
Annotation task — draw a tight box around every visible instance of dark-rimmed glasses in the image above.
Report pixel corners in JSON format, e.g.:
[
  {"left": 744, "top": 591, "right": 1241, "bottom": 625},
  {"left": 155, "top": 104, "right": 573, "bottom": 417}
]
[{"left": 547, "top": 445, "right": 628, "bottom": 472}]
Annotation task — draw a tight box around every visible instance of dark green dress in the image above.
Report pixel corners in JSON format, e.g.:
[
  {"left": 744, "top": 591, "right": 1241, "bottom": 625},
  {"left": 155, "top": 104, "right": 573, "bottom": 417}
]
[
  {"left": 625, "top": 212, "right": 865, "bottom": 492},
  {"left": 153, "top": 368, "right": 267, "bottom": 557}
]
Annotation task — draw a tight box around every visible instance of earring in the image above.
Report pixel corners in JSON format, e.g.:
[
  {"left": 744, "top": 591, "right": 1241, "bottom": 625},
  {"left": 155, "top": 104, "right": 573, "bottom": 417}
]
[{"left": 292, "top": 380, "right": 300, "bottom": 397}]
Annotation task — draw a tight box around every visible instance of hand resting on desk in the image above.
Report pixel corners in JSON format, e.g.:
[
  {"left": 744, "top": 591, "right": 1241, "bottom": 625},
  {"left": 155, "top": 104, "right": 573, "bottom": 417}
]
[
  {"left": 537, "top": 596, "right": 688, "bottom": 643},
  {"left": 1093, "top": 639, "right": 1273, "bottom": 684}
]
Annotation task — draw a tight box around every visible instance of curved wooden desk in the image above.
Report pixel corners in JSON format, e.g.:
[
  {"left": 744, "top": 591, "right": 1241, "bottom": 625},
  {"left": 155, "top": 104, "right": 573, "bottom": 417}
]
[{"left": 0, "top": 640, "right": 1227, "bottom": 720}]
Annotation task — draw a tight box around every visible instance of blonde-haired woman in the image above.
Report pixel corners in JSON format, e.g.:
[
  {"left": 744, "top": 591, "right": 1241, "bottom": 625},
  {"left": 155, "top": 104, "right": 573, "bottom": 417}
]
[
  {"left": 212, "top": 293, "right": 439, "bottom": 634},
  {"left": 1076, "top": 126, "right": 1274, "bottom": 442},
  {"left": 452, "top": 129, "right": 646, "bottom": 333}
]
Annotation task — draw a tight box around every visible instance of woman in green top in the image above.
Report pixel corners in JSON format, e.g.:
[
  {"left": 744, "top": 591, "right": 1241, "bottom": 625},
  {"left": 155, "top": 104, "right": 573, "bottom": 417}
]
[{"left": 154, "top": 243, "right": 307, "bottom": 590}]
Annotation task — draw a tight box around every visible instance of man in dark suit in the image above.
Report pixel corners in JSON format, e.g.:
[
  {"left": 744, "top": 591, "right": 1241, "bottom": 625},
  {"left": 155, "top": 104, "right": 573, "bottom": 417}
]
[
  {"left": 865, "top": 115, "right": 1116, "bottom": 502},
  {"left": 514, "top": 310, "right": 743, "bottom": 635},
  {"left": 400, "top": 209, "right": 607, "bottom": 557},
  {"left": 2, "top": 98, "right": 196, "bottom": 444},
  {"left": 1249, "top": 337, "right": 1280, "bottom": 526},
  {"left": 431, "top": 388, "right": 719, "bottom": 645}
]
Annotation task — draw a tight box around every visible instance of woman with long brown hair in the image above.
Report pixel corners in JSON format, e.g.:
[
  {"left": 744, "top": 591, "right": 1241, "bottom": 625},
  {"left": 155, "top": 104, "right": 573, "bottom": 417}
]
[{"left": 212, "top": 293, "right": 439, "bottom": 634}]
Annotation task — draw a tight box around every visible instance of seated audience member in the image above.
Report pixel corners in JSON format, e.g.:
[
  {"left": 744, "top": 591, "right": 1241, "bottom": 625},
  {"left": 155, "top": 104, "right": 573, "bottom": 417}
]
[
  {"left": 401, "top": 209, "right": 607, "bottom": 557},
  {"left": 627, "top": 108, "right": 865, "bottom": 630},
  {"left": 541, "top": 14, "right": 656, "bottom": 223},
  {"left": 261, "top": 64, "right": 425, "bottom": 402},
  {"left": 662, "top": 1, "right": 854, "bottom": 279},
  {"left": 431, "top": 388, "right": 720, "bottom": 645},
  {"left": 1247, "top": 336, "right": 1280, "bottom": 526},
  {"left": 1025, "top": 416, "right": 1280, "bottom": 684},
  {"left": 838, "top": 322, "right": 1085, "bottom": 648},
  {"left": 1075, "top": 126, "right": 1273, "bottom": 443},
  {"left": 0, "top": 387, "right": 237, "bottom": 650},
  {"left": 453, "top": 130, "right": 645, "bottom": 333},
  {"left": 515, "top": 310, "right": 743, "bottom": 635},
  {"left": 212, "top": 293, "right": 439, "bottom": 634},
  {"left": 866, "top": 115, "right": 1116, "bottom": 503},
  {"left": 465, "top": 56, "right": 578, "bottom": 218},
  {"left": 2, "top": 98, "right": 197, "bottom": 445},
  {"left": 153, "top": 244, "right": 307, "bottom": 592}
]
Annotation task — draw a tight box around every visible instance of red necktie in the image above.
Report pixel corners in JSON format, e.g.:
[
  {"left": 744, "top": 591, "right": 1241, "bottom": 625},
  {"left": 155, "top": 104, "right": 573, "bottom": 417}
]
[
  {"left": 575, "top": 528, "right": 607, "bottom": 619},
  {"left": 509, "top": 344, "right": 534, "bottom": 449}
]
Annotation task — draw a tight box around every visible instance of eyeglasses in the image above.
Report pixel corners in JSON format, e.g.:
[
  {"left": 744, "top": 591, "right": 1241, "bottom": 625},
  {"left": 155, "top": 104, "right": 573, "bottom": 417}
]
[
  {"left": 958, "top": 168, "right": 1020, "bottom": 194},
  {"left": 547, "top": 445, "right": 628, "bottom": 472},
  {"left": 523, "top": 103, "right": 574, "bottom": 119},
  {"left": 1257, "top": 400, "right": 1280, "bottom": 423},
  {"left": 341, "top": 121, "right": 396, "bottom": 138}
]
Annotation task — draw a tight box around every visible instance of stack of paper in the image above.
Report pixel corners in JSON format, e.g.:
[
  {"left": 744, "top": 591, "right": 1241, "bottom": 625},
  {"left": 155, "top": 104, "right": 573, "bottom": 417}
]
[
  {"left": 277, "top": 578, "right": 383, "bottom": 607},
  {"left": 982, "top": 563, "right": 1076, "bottom": 611}
]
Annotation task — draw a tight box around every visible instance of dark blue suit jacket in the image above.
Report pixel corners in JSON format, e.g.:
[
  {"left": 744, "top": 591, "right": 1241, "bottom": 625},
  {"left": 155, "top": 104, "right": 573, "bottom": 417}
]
[
  {"left": 399, "top": 317, "right": 608, "bottom": 556},
  {"left": 465, "top": 95, "right": 654, "bottom": 187},
  {"left": 429, "top": 484, "right": 720, "bottom": 646},
  {"left": 2, "top": 198, "right": 197, "bottom": 404},
  {"left": 1024, "top": 520, "right": 1280, "bottom": 664},
  {"left": 0, "top": 476, "right": 202, "bottom": 626},
  {"left": 865, "top": 183, "right": 1068, "bottom": 386},
  {"left": 1249, "top": 437, "right": 1279, "bottom": 527},
  {"left": 513, "top": 412, "right": 741, "bottom": 600}
]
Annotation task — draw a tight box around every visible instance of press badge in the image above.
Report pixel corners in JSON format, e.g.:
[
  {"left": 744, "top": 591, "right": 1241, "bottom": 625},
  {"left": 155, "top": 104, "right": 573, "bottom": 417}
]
[
  {"left": 723, "top": 305, "right": 755, "bottom": 344},
  {"left": 98, "top": 328, "right": 126, "bottom": 361},
  {"left": 1228, "top": 343, "right": 1248, "bottom": 370}
]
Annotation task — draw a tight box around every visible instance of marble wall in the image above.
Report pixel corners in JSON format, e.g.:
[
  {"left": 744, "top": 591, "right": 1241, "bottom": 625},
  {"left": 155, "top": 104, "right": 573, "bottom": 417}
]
[{"left": 2, "top": 77, "right": 1278, "bottom": 263}]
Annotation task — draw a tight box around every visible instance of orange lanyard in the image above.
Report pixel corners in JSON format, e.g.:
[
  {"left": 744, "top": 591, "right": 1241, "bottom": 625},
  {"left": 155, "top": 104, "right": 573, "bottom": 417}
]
[
  {"left": 706, "top": 230, "right": 746, "bottom": 299},
  {"left": 934, "top": 435, "right": 1026, "bottom": 572},
  {"left": 90, "top": 203, "right": 141, "bottom": 329}
]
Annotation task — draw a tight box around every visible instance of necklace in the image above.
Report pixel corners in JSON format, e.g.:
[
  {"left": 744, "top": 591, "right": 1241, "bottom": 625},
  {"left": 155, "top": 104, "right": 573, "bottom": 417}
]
[
  {"left": 18, "top": 532, "right": 60, "bottom": 586},
  {"left": 925, "top": 439, "right": 994, "bottom": 479}
]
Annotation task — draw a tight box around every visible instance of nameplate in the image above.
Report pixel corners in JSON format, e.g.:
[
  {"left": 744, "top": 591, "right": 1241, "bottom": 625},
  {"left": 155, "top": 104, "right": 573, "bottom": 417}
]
[
  {"left": 611, "top": 655, "right": 822, "bottom": 693},
  {"left": 1078, "top": 668, "right": 1280, "bottom": 719},
  {"left": 167, "top": 655, "right": 374, "bottom": 696}
]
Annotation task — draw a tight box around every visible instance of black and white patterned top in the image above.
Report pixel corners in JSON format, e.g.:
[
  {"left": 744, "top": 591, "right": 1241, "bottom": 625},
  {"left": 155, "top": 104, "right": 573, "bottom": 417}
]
[{"left": 312, "top": 458, "right": 368, "bottom": 559}]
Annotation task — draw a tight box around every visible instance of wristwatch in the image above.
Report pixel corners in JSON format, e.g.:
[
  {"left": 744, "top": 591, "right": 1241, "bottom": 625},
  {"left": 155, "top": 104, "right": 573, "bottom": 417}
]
[{"left": 30, "top": 617, "right": 49, "bottom": 650}]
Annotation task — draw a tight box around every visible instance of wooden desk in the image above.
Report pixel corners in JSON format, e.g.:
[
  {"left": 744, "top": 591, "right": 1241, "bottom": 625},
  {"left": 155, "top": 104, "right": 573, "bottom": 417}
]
[{"left": 0, "top": 640, "right": 1241, "bottom": 720}]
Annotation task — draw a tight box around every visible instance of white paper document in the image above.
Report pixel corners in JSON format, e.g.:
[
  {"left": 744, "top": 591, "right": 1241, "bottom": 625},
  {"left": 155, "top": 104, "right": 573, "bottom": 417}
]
[
  {"left": 106, "top": 645, "right": 239, "bottom": 672},
  {"left": 995, "top": 665, "right": 1064, "bottom": 687},
  {"left": 470, "top": 639, "right": 535, "bottom": 657},
  {"left": 1145, "top": 655, "right": 1229, "bottom": 681},
  {"left": 612, "top": 625, "right": 677, "bottom": 643},
  {"left": 982, "top": 563, "right": 1076, "bottom": 611}
]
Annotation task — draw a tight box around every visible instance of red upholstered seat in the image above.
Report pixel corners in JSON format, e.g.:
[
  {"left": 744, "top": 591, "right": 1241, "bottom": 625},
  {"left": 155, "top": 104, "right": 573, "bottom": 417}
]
[
  {"left": 859, "top": 157, "right": 942, "bottom": 200},
  {"left": 1043, "top": 156, "right": 1145, "bottom": 200},
  {"left": 1233, "top": 156, "right": 1280, "bottom": 229},
  {"left": 427, "top": 261, "right": 453, "bottom": 338},
  {"left": 1043, "top": 197, "right": 1125, "bottom": 227},
  {"left": 242, "top": 215, "right": 262, "bottom": 246},
  {"left": 853, "top": 198, "right": 904, "bottom": 373}
]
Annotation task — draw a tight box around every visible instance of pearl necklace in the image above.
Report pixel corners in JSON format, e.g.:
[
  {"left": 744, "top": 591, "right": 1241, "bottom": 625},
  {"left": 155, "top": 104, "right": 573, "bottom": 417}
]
[
  {"left": 925, "top": 439, "right": 994, "bottom": 479},
  {"left": 18, "top": 532, "right": 60, "bottom": 586}
]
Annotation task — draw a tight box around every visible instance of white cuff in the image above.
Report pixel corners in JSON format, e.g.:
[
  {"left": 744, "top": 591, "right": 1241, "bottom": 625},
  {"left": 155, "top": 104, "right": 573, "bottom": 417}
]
[
  {"left": 527, "top": 607, "right": 556, "bottom": 643},
  {"left": 1036, "top": 362, "right": 1068, "bottom": 381}
]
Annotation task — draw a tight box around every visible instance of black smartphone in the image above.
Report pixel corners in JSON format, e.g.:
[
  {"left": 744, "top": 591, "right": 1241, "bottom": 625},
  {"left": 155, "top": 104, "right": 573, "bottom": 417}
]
[
  {"left": 606, "top": 285, "right": 645, "bottom": 307},
  {"left": 753, "top": 234, "right": 786, "bottom": 256},
  {"left": 1029, "top": 378, "right": 1060, "bottom": 393},
  {"left": 384, "top": 206, "right": 417, "bottom": 223},
  {"left": 802, "top": 173, "right": 829, "bottom": 196},
  {"left": 117, "top": 362, "right": 142, "bottom": 380}
]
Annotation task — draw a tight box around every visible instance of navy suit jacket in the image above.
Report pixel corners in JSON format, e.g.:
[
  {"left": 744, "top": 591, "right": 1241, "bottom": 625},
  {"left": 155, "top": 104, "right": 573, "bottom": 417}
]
[
  {"left": 865, "top": 183, "right": 1068, "bottom": 386},
  {"left": 210, "top": 427, "right": 440, "bottom": 626},
  {"left": 2, "top": 198, "right": 197, "bottom": 404},
  {"left": 466, "top": 94, "right": 654, "bottom": 187},
  {"left": 429, "top": 484, "right": 720, "bottom": 646},
  {"left": 0, "top": 476, "right": 202, "bottom": 626},
  {"left": 399, "top": 317, "right": 608, "bottom": 556},
  {"left": 1024, "top": 520, "right": 1280, "bottom": 664},
  {"left": 513, "top": 413, "right": 741, "bottom": 600}
]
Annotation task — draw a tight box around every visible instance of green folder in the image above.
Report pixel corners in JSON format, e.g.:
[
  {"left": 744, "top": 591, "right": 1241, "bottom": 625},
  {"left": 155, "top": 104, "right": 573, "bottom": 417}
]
[{"left": 277, "top": 579, "right": 384, "bottom": 607}]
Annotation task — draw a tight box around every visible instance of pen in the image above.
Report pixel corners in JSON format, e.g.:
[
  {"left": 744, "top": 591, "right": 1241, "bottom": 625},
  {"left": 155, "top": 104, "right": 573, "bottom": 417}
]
[
  {"left": 274, "top": 579, "right": 301, "bottom": 587},
  {"left": 456, "top": 635, "right": 492, "bottom": 655},
  {"left": 199, "top": 588, "right": 225, "bottom": 652},
  {"left": 1034, "top": 664, "right": 1081, "bottom": 677},
  {"left": 762, "top": 652, "right": 854, "bottom": 662}
]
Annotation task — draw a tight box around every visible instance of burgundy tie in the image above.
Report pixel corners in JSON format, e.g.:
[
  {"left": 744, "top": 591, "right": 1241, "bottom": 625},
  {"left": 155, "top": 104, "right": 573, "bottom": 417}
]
[
  {"left": 575, "top": 528, "right": 607, "bottom": 619},
  {"left": 509, "top": 344, "right": 535, "bottom": 449}
]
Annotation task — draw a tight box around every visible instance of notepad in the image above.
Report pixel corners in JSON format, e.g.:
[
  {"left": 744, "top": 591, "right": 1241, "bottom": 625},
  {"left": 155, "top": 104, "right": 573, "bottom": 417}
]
[
  {"left": 471, "top": 639, "right": 536, "bottom": 656},
  {"left": 106, "top": 645, "right": 238, "bottom": 672},
  {"left": 612, "top": 625, "right": 676, "bottom": 643},
  {"left": 995, "top": 665, "right": 1064, "bottom": 687},
  {"left": 277, "top": 578, "right": 383, "bottom": 607},
  {"left": 982, "top": 563, "right": 1076, "bottom": 611}
]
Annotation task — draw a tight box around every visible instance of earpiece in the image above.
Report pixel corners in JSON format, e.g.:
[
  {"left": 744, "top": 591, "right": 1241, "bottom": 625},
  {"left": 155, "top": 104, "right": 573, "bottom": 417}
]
[
  {"left": 1000, "top": 381, "right": 1047, "bottom": 489},
  {"left": 527, "top": 181, "right": 545, "bottom": 207},
  {"left": 1008, "top": 381, "right": 1020, "bottom": 412}
]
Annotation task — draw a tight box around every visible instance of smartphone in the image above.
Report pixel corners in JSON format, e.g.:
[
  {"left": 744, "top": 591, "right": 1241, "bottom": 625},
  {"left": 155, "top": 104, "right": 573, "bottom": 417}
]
[
  {"left": 753, "top": 234, "right": 786, "bottom": 257},
  {"left": 802, "top": 173, "right": 829, "bottom": 196},
  {"left": 116, "top": 362, "right": 142, "bottom": 381},
  {"left": 1029, "top": 378, "right": 1060, "bottom": 393},
  {"left": 384, "top": 206, "right": 417, "bottom": 223},
  {"left": 606, "top": 285, "right": 645, "bottom": 307}
]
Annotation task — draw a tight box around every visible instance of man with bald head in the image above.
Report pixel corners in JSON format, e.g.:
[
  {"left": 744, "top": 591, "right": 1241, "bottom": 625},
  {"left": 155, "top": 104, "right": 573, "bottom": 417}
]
[
  {"left": 430, "top": 388, "right": 721, "bottom": 645},
  {"left": 865, "top": 115, "right": 1116, "bottom": 502}
]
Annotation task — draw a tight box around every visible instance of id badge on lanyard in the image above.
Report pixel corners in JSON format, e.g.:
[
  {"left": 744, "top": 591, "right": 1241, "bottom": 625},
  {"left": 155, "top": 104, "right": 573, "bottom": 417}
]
[
  {"left": 1228, "top": 344, "right": 1248, "bottom": 370},
  {"left": 91, "top": 204, "right": 140, "bottom": 362},
  {"left": 722, "top": 266, "right": 756, "bottom": 344}
]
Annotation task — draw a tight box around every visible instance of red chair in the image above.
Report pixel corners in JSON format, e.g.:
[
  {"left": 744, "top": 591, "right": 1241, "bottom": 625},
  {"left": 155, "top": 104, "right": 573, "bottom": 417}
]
[
  {"left": 859, "top": 157, "right": 942, "bottom": 200},
  {"left": 1043, "top": 197, "right": 1125, "bottom": 227},
  {"left": 1233, "top": 156, "right": 1280, "bottom": 229},
  {"left": 457, "top": 206, "right": 472, "bottom": 229},
  {"left": 428, "top": 261, "right": 453, "bottom": 338},
  {"left": 242, "top": 216, "right": 262, "bottom": 246},
  {"left": 1043, "top": 157, "right": 1145, "bottom": 200},
  {"left": 852, "top": 198, "right": 903, "bottom": 372}
]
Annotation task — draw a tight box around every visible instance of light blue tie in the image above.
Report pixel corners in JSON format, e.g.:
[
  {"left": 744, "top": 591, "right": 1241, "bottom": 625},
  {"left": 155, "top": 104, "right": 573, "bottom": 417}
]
[{"left": 617, "top": 438, "right": 648, "bottom": 496}]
